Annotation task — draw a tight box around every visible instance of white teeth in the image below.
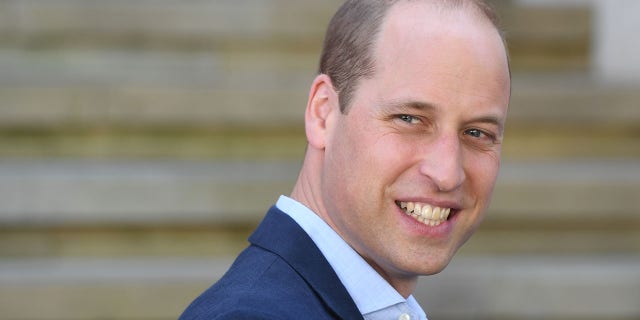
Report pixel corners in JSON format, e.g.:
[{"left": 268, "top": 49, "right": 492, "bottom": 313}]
[
  {"left": 421, "top": 205, "right": 432, "bottom": 219},
  {"left": 407, "top": 202, "right": 415, "bottom": 213},
  {"left": 432, "top": 207, "right": 440, "bottom": 220},
  {"left": 442, "top": 208, "right": 450, "bottom": 220},
  {"left": 398, "top": 201, "right": 452, "bottom": 227}
]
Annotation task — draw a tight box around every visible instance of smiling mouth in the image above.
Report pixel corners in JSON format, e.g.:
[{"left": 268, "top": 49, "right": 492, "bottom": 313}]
[{"left": 396, "top": 201, "right": 451, "bottom": 227}]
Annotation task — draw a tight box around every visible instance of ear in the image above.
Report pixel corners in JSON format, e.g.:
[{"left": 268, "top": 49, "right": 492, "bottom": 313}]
[{"left": 304, "top": 74, "right": 340, "bottom": 150}]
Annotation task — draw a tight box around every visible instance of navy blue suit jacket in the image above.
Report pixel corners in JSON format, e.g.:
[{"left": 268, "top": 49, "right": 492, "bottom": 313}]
[{"left": 179, "top": 206, "right": 363, "bottom": 319}]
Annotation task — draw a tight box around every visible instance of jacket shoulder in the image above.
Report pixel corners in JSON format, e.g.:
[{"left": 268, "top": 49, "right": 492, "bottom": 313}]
[{"left": 179, "top": 246, "right": 339, "bottom": 320}]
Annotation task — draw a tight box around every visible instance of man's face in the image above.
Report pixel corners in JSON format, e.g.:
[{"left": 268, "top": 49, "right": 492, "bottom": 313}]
[{"left": 320, "top": 3, "right": 511, "bottom": 285}]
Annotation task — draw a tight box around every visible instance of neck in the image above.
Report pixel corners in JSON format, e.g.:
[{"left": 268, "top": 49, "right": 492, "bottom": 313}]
[
  {"left": 367, "top": 262, "right": 419, "bottom": 299},
  {"left": 290, "top": 150, "right": 327, "bottom": 221}
]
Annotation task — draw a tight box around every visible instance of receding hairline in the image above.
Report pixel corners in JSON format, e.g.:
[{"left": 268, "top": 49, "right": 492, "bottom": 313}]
[
  {"left": 376, "top": 0, "right": 508, "bottom": 54},
  {"left": 377, "top": 0, "right": 506, "bottom": 53},
  {"left": 387, "top": 0, "right": 504, "bottom": 33},
  {"left": 369, "top": 0, "right": 509, "bottom": 85},
  {"left": 318, "top": 0, "right": 508, "bottom": 113}
]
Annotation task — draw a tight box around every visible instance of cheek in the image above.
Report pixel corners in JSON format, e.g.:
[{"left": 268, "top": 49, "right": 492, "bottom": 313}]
[
  {"left": 328, "top": 128, "right": 408, "bottom": 206},
  {"left": 464, "top": 152, "right": 501, "bottom": 201},
  {"left": 323, "top": 122, "right": 375, "bottom": 201},
  {"left": 368, "top": 133, "right": 416, "bottom": 182}
]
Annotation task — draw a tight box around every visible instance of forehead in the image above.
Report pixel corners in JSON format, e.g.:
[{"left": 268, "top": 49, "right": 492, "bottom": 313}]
[
  {"left": 365, "top": 1, "right": 510, "bottom": 112},
  {"left": 375, "top": 1, "right": 507, "bottom": 72}
]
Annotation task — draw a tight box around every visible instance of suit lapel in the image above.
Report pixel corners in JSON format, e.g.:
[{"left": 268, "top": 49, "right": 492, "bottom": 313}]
[{"left": 249, "top": 206, "right": 363, "bottom": 319}]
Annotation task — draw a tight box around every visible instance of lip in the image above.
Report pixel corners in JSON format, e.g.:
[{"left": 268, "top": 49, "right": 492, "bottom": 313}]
[{"left": 394, "top": 199, "right": 460, "bottom": 238}]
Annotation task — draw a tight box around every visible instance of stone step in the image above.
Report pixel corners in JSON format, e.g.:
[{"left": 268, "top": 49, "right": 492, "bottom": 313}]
[
  {"left": 0, "top": 159, "right": 637, "bottom": 225},
  {"left": 3, "top": 69, "right": 639, "bottom": 159},
  {"left": 1, "top": 213, "right": 638, "bottom": 258},
  {"left": 0, "top": 160, "right": 299, "bottom": 226},
  {"left": 0, "top": 2, "right": 595, "bottom": 136},
  {"left": 1, "top": 159, "right": 638, "bottom": 258},
  {"left": 0, "top": 49, "right": 316, "bottom": 89},
  {"left": 0, "top": 1, "right": 589, "bottom": 65},
  {"left": 0, "top": 122, "right": 637, "bottom": 161},
  {"left": 0, "top": 48, "right": 312, "bottom": 128},
  {"left": 0, "top": 225, "right": 254, "bottom": 259},
  {"left": 0, "top": 255, "right": 637, "bottom": 320},
  {"left": 0, "top": 85, "right": 308, "bottom": 129},
  {"left": 0, "top": 127, "right": 309, "bottom": 160},
  {"left": 1, "top": 65, "right": 638, "bottom": 129},
  {"left": 0, "top": 159, "right": 636, "bottom": 225},
  {"left": 0, "top": 257, "right": 233, "bottom": 320},
  {"left": 419, "top": 255, "right": 640, "bottom": 320},
  {"left": 0, "top": 124, "right": 638, "bottom": 160},
  {"left": 510, "top": 73, "right": 640, "bottom": 126},
  {"left": 0, "top": 0, "right": 341, "bottom": 52},
  {"left": 501, "top": 5, "right": 591, "bottom": 70}
]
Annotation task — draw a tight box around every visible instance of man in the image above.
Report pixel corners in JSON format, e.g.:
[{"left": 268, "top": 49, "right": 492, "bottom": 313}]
[{"left": 180, "top": 0, "right": 510, "bottom": 319}]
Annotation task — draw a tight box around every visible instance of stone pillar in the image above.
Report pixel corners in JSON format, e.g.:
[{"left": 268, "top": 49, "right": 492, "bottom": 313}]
[{"left": 593, "top": 1, "right": 640, "bottom": 84}]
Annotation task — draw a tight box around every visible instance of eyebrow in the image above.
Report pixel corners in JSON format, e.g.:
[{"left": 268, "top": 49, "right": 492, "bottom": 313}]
[
  {"left": 383, "top": 99, "right": 437, "bottom": 112},
  {"left": 472, "top": 115, "right": 505, "bottom": 134}
]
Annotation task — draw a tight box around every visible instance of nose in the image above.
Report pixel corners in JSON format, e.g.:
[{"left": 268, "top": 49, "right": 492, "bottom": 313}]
[{"left": 418, "top": 133, "right": 466, "bottom": 192}]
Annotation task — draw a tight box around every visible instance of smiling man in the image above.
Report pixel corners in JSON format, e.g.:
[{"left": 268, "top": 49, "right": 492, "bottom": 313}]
[{"left": 180, "top": 0, "right": 510, "bottom": 319}]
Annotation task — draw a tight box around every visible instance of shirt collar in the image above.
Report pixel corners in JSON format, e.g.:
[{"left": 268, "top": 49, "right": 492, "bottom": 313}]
[{"left": 276, "top": 195, "right": 426, "bottom": 317}]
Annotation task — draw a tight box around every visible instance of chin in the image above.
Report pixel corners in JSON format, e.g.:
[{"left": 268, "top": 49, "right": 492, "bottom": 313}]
[
  {"left": 419, "top": 261, "right": 450, "bottom": 276},
  {"left": 402, "top": 253, "right": 455, "bottom": 277}
]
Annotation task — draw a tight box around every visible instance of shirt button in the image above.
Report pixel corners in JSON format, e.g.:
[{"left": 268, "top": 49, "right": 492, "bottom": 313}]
[{"left": 398, "top": 313, "right": 411, "bottom": 320}]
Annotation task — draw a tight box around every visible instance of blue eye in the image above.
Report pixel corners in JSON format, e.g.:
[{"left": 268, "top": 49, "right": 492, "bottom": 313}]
[
  {"left": 464, "top": 128, "right": 484, "bottom": 138},
  {"left": 464, "top": 129, "right": 499, "bottom": 147},
  {"left": 398, "top": 115, "right": 419, "bottom": 124}
]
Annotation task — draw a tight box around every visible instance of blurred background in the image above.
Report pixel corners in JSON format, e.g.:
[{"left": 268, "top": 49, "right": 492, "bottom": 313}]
[{"left": 0, "top": 0, "right": 638, "bottom": 319}]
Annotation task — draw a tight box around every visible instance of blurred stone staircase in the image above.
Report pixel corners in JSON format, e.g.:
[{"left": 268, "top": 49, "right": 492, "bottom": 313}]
[{"left": 0, "top": 1, "right": 638, "bottom": 319}]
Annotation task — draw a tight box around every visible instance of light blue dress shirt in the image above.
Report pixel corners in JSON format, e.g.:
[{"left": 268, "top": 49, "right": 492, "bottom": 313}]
[{"left": 276, "top": 195, "right": 428, "bottom": 320}]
